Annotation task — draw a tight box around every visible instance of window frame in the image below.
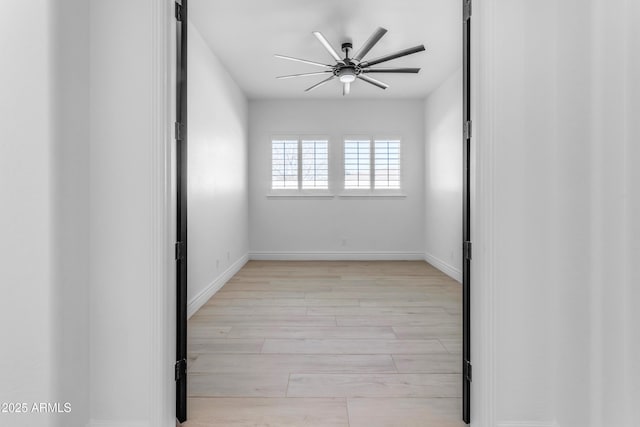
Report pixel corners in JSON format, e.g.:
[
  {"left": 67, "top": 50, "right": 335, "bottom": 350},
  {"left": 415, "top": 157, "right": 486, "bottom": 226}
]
[
  {"left": 340, "top": 135, "right": 404, "bottom": 197},
  {"left": 269, "top": 135, "right": 333, "bottom": 197}
]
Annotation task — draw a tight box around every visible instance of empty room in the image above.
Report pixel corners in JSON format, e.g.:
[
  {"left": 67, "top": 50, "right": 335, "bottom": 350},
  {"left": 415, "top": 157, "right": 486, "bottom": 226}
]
[
  {"left": 5, "top": 1, "right": 640, "bottom": 426},
  {"left": 180, "top": 0, "right": 466, "bottom": 425}
]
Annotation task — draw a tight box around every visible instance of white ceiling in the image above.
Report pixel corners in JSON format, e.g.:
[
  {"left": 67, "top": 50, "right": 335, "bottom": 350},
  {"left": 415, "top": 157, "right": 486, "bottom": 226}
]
[{"left": 190, "top": 0, "right": 461, "bottom": 100}]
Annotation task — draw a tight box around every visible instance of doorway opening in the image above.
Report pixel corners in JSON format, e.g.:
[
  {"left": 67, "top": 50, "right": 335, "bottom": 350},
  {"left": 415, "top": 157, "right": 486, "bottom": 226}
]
[{"left": 175, "top": 0, "right": 472, "bottom": 424}]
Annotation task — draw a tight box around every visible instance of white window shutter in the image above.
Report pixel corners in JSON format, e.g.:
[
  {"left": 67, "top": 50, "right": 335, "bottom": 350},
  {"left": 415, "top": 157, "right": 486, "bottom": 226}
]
[
  {"left": 272, "top": 139, "right": 298, "bottom": 189},
  {"left": 344, "top": 139, "right": 371, "bottom": 189},
  {"left": 374, "top": 139, "right": 401, "bottom": 189}
]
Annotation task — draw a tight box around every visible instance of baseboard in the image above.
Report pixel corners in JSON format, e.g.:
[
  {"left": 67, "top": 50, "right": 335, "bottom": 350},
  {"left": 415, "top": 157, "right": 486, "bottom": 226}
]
[
  {"left": 187, "top": 254, "right": 249, "bottom": 318},
  {"left": 249, "top": 251, "right": 425, "bottom": 261},
  {"left": 424, "top": 252, "right": 462, "bottom": 282}
]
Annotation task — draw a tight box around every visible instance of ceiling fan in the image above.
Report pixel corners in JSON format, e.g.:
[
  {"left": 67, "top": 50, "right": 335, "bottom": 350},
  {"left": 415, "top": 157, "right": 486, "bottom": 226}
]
[{"left": 275, "top": 27, "right": 425, "bottom": 95}]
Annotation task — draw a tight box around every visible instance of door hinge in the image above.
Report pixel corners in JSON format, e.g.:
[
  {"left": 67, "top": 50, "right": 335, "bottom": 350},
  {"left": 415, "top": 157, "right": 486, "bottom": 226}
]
[
  {"left": 175, "top": 3, "right": 183, "bottom": 21},
  {"left": 464, "top": 241, "right": 472, "bottom": 260},
  {"left": 175, "top": 122, "right": 184, "bottom": 141},
  {"left": 464, "top": 120, "right": 472, "bottom": 139},
  {"left": 175, "top": 241, "right": 185, "bottom": 260},
  {"left": 175, "top": 358, "right": 187, "bottom": 381},
  {"left": 464, "top": 0, "right": 472, "bottom": 21},
  {"left": 464, "top": 359, "right": 473, "bottom": 382}
]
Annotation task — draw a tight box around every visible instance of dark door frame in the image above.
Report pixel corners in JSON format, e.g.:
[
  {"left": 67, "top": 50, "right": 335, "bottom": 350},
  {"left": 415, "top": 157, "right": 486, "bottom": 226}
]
[
  {"left": 175, "top": 0, "right": 188, "bottom": 422},
  {"left": 462, "top": 0, "right": 472, "bottom": 423}
]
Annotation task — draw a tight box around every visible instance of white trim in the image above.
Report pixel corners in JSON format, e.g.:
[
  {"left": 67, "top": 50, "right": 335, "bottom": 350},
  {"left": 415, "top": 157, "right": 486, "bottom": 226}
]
[
  {"left": 250, "top": 251, "right": 424, "bottom": 261},
  {"left": 87, "top": 421, "right": 149, "bottom": 427},
  {"left": 267, "top": 193, "right": 334, "bottom": 199},
  {"left": 473, "top": 1, "right": 497, "bottom": 426},
  {"left": 149, "top": 1, "right": 173, "bottom": 426},
  {"left": 187, "top": 254, "right": 249, "bottom": 318},
  {"left": 424, "top": 252, "right": 462, "bottom": 283},
  {"left": 337, "top": 193, "right": 406, "bottom": 198}
]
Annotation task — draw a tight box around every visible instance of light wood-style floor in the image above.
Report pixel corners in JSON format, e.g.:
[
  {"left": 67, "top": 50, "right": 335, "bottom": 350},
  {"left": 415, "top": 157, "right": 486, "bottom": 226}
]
[{"left": 182, "top": 260, "right": 464, "bottom": 427}]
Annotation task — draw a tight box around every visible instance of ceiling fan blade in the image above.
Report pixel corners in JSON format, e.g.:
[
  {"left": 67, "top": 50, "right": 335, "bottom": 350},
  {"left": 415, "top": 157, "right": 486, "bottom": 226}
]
[
  {"left": 343, "top": 82, "right": 351, "bottom": 96},
  {"left": 353, "top": 27, "right": 387, "bottom": 62},
  {"left": 274, "top": 54, "right": 333, "bottom": 68},
  {"left": 277, "top": 71, "right": 333, "bottom": 79},
  {"left": 362, "top": 67, "right": 421, "bottom": 73},
  {"left": 360, "top": 45, "right": 426, "bottom": 68},
  {"left": 305, "top": 75, "right": 336, "bottom": 92},
  {"left": 357, "top": 75, "right": 389, "bottom": 90},
  {"left": 312, "top": 32, "right": 343, "bottom": 62}
]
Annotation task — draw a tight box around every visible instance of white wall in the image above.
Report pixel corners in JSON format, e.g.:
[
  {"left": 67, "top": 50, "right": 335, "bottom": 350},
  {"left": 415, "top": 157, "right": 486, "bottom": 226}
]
[
  {"left": 51, "top": 0, "right": 91, "bottom": 425},
  {"left": 187, "top": 21, "right": 249, "bottom": 314},
  {"left": 586, "top": 0, "right": 639, "bottom": 424},
  {"left": 626, "top": 3, "right": 640, "bottom": 423},
  {"left": 0, "top": 3, "right": 57, "bottom": 426},
  {"left": 474, "top": 0, "right": 640, "bottom": 425},
  {"left": 423, "top": 68, "right": 462, "bottom": 281},
  {"left": 248, "top": 99, "right": 425, "bottom": 259},
  {"left": 549, "top": 2, "right": 592, "bottom": 425},
  {"left": 0, "top": 2, "right": 90, "bottom": 426}
]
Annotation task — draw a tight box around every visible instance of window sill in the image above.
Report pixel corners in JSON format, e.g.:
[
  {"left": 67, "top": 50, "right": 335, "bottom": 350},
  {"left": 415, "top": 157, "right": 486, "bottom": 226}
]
[
  {"left": 338, "top": 193, "right": 406, "bottom": 199},
  {"left": 267, "top": 192, "right": 335, "bottom": 199}
]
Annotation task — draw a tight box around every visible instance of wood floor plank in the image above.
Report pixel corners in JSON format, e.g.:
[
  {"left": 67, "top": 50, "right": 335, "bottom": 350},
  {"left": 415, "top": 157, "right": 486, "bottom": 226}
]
[
  {"left": 261, "top": 339, "right": 447, "bottom": 355},
  {"left": 205, "top": 298, "right": 360, "bottom": 307},
  {"left": 222, "top": 282, "right": 334, "bottom": 292},
  {"left": 187, "top": 339, "right": 264, "bottom": 354},
  {"left": 392, "top": 354, "right": 461, "bottom": 373},
  {"left": 189, "top": 314, "right": 337, "bottom": 327},
  {"left": 439, "top": 338, "right": 462, "bottom": 355},
  {"left": 188, "top": 373, "right": 289, "bottom": 397},
  {"left": 359, "top": 298, "right": 453, "bottom": 307},
  {"left": 227, "top": 326, "right": 397, "bottom": 339},
  {"left": 187, "top": 325, "right": 231, "bottom": 339},
  {"left": 347, "top": 398, "right": 465, "bottom": 427},
  {"left": 336, "top": 314, "right": 459, "bottom": 327},
  {"left": 287, "top": 373, "right": 461, "bottom": 398},
  {"left": 205, "top": 297, "right": 308, "bottom": 307},
  {"left": 307, "top": 306, "right": 447, "bottom": 316},
  {"left": 214, "top": 290, "right": 306, "bottom": 299},
  {"left": 183, "top": 398, "right": 349, "bottom": 427},
  {"left": 189, "top": 354, "right": 397, "bottom": 374},
  {"left": 196, "top": 305, "right": 308, "bottom": 316},
  {"left": 304, "top": 291, "right": 447, "bottom": 299},
  {"left": 392, "top": 325, "right": 462, "bottom": 339}
]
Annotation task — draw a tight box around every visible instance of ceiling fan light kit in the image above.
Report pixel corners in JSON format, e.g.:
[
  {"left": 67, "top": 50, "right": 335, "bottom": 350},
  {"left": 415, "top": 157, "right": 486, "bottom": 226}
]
[{"left": 275, "top": 27, "right": 426, "bottom": 95}]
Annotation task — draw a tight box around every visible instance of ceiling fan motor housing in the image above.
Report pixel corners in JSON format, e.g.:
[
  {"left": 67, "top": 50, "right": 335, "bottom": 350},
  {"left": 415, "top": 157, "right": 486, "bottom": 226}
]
[{"left": 336, "top": 66, "right": 358, "bottom": 83}]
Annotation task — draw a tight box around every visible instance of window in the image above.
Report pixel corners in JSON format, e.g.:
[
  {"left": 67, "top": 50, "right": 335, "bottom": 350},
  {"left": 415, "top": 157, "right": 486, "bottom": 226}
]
[
  {"left": 271, "top": 137, "right": 328, "bottom": 191},
  {"left": 344, "top": 138, "right": 401, "bottom": 191},
  {"left": 301, "top": 139, "right": 329, "bottom": 189},
  {"left": 344, "top": 139, "right": 371, "bottom": 189},
  {"left": 374, "top": 139, "right": 401, "bottom": 189},
  {"left": 271, "top": 139, "right": 298, "bottom": 189}
]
